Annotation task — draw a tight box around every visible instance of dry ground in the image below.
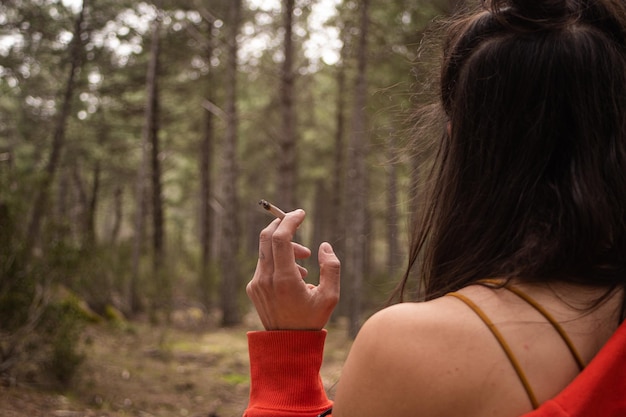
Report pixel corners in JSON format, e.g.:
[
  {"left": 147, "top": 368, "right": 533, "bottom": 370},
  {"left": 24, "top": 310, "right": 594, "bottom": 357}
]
[{"left": 0, "top": 314, "right": 352, "bottom": 417}]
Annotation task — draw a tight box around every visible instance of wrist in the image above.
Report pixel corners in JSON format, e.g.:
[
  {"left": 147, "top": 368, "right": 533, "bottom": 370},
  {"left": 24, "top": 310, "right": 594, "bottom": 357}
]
[{"left": 247, "top": 330, "right": 332, "bottom": 413}]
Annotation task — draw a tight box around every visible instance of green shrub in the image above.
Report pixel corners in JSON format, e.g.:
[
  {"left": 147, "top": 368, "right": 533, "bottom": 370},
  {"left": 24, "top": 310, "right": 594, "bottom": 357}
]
[{"left": 40, "top": 298, "right": 87, "bottom": 386}]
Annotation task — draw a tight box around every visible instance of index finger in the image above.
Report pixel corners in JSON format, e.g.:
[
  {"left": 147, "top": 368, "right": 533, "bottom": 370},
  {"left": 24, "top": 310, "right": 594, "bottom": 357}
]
[
  {"left": 272, "top": 209, "right": 306, "bottom": 276},
  {"left": 257, "top": 217, "right": 281, "bottom": 266}
]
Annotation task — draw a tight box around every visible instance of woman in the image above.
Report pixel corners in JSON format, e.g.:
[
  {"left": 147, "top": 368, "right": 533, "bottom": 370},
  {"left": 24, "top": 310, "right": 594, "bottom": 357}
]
[{"left": 244, "top": 0, "right": 626, "bottom": 416}]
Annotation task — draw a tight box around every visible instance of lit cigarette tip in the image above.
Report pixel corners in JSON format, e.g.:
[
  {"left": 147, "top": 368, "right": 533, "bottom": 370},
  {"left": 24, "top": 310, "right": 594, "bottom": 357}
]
[{"left": 258, "top": 199, "right": 286, "bottom": 219}]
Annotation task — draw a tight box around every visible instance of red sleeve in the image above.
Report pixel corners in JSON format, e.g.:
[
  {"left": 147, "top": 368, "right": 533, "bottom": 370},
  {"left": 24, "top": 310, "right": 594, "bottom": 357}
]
[
  {"left": 521, "top": 321, "right": 626, "bottom": 417},
  {"left": 244, "top": 330, "right": 334, "bottom": 417}
]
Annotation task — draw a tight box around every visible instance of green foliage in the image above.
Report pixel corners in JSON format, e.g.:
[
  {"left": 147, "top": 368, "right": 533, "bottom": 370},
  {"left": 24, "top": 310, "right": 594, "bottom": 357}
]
[
  {"left": 1, "top": 0, "right": 449, "bottom": 338},
  {"left": 0, "top": 200, "right": 38, "bottom": 332},
  {"left": 39, "top": 297, "right": 87, "bottom": 386},
  {"left": 72, "top": 243, "right": 133, "bottom": 316},
  {"left": 0, "top": 271, "right": 89, "bottom": 388},
  {"left": 0, "top": 201, "right": 90, "bottom": 386},
  {"left": 0, "top": 272, "right": 36, "bottom": 333},
  {"left": 104, "top": 304, "right": 125, "bottom": 323}
]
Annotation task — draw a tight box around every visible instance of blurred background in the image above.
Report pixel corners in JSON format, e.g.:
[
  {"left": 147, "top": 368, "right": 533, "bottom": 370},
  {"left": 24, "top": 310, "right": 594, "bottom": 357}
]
[{"left": 0, "top": 0, "right": 461, "bottom": 414}]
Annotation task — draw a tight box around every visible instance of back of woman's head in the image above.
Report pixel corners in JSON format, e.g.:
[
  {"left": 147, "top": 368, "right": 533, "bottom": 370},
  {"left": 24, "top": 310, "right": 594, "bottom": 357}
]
[{"left": 404, "top": 0, "right": 626, "bottom": 300}]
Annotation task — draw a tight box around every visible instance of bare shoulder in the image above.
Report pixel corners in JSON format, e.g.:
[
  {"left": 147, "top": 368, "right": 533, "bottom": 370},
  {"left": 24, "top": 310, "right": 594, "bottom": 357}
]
[
  {"left": 332, "top": 297, "right": 510, "bottom": 417},
  {"left": 331, "top": 283, "right": 623, "bottom": 417}
]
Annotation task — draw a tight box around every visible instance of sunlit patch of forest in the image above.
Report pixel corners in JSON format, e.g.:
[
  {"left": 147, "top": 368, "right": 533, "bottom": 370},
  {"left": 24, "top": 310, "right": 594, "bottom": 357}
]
[{"left": 0, "top": 0, "right": 458, "bottom": 413}]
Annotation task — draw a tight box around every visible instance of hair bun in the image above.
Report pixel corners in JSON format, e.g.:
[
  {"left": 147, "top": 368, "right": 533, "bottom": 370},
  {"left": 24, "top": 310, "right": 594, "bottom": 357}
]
[{"left": 490, "top": 0, "right": 570, "bottom": 23}]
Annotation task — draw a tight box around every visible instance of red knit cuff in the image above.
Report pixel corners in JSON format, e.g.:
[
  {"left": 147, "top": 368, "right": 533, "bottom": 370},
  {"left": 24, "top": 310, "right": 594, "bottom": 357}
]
[{"left": 245, "top": 330, "right": 333, "bottom": 417}]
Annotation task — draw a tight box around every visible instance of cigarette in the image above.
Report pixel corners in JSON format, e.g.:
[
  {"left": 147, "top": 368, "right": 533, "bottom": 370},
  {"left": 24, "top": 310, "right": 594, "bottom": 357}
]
[{"left": 258, "top": 199, "right": 286, "bottom": 219}]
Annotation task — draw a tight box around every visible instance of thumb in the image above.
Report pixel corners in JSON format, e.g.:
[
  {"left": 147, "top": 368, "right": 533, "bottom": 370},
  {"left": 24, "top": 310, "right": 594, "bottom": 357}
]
[{"left": 318, "top": 242, "right": 340, "bottom": 300}]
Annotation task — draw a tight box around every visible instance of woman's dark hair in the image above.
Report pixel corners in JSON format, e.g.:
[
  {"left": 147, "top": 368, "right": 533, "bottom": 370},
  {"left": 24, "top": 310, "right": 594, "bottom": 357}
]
[{"left": 396, "top": 0, "right": 626, "bottom": 302}]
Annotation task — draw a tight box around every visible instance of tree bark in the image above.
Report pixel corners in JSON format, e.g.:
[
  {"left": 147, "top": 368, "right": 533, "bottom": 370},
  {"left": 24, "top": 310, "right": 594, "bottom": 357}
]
[
  {"left": 386, "top": 138, "right": 401, "bottom": 274},
  {"left": 84, "top": 155, "right": 101, "bottom": 248},
  {"left": 199, "top": 16, "right": 215, "bottom": 308},
  {"left": 70, "top": 162, "right": 87, "bottom": 241},
  {"left": 330, "top": 52, "right": 347, "bottom": 321},
  {"left": 345, "top": 0, "right": 370, "bottom": 339},
  {"left": 110, "top": 186, "right": 123, "bottom": 244},
  {"left": 71, "top": 127, "right": 102, "bottom": 249},
  {"left": 310, "top": 179, "right": 329, "bottom": 280},
  {"left": 277, "top": 0, "right": 297, "bottom": 209},
  {"left": 23, "top": 0, "right": 86, "bottom": 259},
  {"left": 130, "top": 96, "right": 148, "bottom": 315},
  {"left": 57, "top": 168, "right": 71, "bottom": 229},
  {"left": 148, "top": 15, "right": 165, "bottom": 272},
  {"left": 131, "top": 7, "right": 163, "bottom": 314},
  {"left": 331, "top": 54, "right": 347, "bottom": 257},
  {"left": 219, "top": 0, "right": 242, "bottom": 327}
]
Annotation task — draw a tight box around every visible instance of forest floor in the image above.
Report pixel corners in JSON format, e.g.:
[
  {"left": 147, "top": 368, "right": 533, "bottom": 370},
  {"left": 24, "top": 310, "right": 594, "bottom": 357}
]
[{"left": 0, "top": 312, "right": 353, "bottom": 417}]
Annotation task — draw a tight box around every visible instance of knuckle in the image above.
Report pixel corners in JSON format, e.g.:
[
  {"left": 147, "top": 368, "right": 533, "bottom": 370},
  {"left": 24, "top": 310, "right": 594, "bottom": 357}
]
[
  {"left": 246, "top": 280, "right": 256, "bottom": 295},
  {"left": 259, "top": 227, "right": 273, "bottom": 242},
  {"left": 322, "top": 259, "right": 341, "bottom": 274},
  {"left": 250, "top": 272, "right": 274, "bottom": 292},
  {"left": 271, "top": 230, "right": 291, "bottom": 246},
  {"left": 327, "top": 292, "right": 340, "bottom": 305},
  {"left": 322, "top": 287, "right": 340, "bottom": 306}
]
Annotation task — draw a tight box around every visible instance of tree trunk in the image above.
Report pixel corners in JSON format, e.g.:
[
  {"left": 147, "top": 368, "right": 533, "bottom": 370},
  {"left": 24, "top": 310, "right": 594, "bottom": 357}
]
[
  {"left": 199, "top": 16, "right": 215, "bottom": 309},
  {"left": 57, "top": 168, "right": 70, "bottom": 229},
  {"left": 310, "top": 179, "right": 329, "bottom": 280},
  {"left": 147, "top": 9, "right": 168, "bottom": 320},
  {"left": 110, "top": 186, "right": 123, "bottom": 244},
  {"left": 330, "top": 52, "right": 347, "bottom": 321},
  {"left": 277, "top": 0, "right": 297, "bottom": 209},
  {"left": 23, "top": 0, "right": 86, "bottom": 259},
  {"left": 386, "top": 138, "right": 401, "bottom": 274},
  {"left": 84, "top": 156, "right": 101, "bottom": 248},
  {"left": 130, "top": 97, "right": 148, "bottom": 315},
  {"left": 71, "top": 148, "right": 101, "bottom": 250},
  {"left": 131, "top": 9, "right": 163, "bottom": 315},
  {"left": 71, "top": 162, "right": 87, "bottom": 242},
  {"left": 146, "top": 15, "right": 164, "bottom": 272},
  {"left": 219, "top": 0, "right": 242, "bottom": 327},
  {"left": 345, "top": 0, "right": 370, "bottom": 339}
]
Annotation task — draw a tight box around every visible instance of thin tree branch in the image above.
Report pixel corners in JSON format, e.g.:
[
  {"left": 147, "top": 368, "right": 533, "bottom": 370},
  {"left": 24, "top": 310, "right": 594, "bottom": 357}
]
[{"left": 201, "top": 100, "right": 227, "bottom": 121}]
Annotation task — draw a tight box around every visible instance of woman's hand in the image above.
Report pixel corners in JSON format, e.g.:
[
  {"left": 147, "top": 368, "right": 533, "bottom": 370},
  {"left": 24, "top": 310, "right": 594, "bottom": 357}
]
[{"left": 246, "top": 209, "right": 341, "bottom": 330}]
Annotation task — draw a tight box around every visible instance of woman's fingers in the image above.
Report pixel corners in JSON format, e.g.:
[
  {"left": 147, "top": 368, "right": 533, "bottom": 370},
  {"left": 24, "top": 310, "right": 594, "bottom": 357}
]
[
  {"left": 254, "top": 213, "right": 310, "bottom": 286},
  {"left": 271, "top": 210, "right": 306, "bottom": 278},
  {"left": 298, "top": 264, "right": 309, "bottom": 279},
  {"left": 293, "top": 242, "right": 311, "bottom": 279},
  {"left": 318, "top": 242, "right": 341, "bottom": 306},
  {"left": 248, "top": 210, "right": 341, "bottom": 330},
  {"left": 255, "top": 218, "right": 281, "bottom": 280},
  {"left": 293, "top": 242, "right": 312, "bottom": 260}
]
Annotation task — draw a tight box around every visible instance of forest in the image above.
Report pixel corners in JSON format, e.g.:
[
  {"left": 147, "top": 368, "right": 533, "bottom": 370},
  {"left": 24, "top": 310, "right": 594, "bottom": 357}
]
[{"left": 1, "top": 0, "right": 460, "bottom": 413}]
